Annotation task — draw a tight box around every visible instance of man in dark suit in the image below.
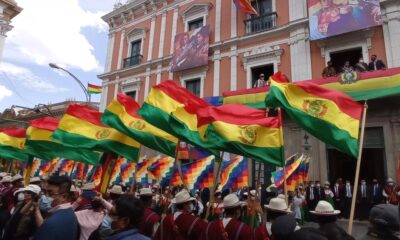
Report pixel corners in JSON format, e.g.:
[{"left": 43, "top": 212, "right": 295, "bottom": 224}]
[
  {"left": 315, "top": 181, "right": 326, "bottom": 202},
  {"left": 368, "top": 54, "right": 386, "bottom": 71},
  {"left": 343, "top": 180, "right": 353, "bottom": 218},
  {"left": 333, "top": 178, "right": 344, "bottom": 218},
  {"left": 306, "top": 181, "right": 318, "bottom": 219},
  {"left": 370, "top": 179, "right": 383, "bottom": 207},
  {"left": 356, "top": 179, "right": 370, "bottom": 220}
]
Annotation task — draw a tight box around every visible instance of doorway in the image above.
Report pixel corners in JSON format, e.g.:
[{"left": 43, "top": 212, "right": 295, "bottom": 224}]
[
  {"left": 329, "top": 47, "right": 362, "bottom": 74},
  {"left": 251, "top": 64, "right": 274, "bottom": 87},
  {"left": 327, "top": 127, "right": 386, "bottom": 183}
]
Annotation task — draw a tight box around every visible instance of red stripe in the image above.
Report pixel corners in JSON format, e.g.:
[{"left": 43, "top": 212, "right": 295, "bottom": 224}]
[
  {"left": 196, "top": 104, "right": 281, "bottom": 128},
  {"left": 65, "top": 104, "right": 104, "bottom": 127},
  {"left": 223, "top": 85, "right": 270, "bottom": 97},
  {"left": 116, "top": 93, "right": 142, "bottom": 119},
  {"left": 0, "top": 127, "right": 26, "bottom": 138},
  {"left": 154, "top": 80, "right": 209, "bottom": 108},
  {"left": 30, "top": 117, "right": 59, "bottom": 131},
  {"left": 270, "top": 71, "right": 289, "bottom": 83},
  {"left": 293, "top": 81, "right": 363, "bottom": 120},
  {"left": 88, "top": 83, "right": 102, "bottom": 90}
]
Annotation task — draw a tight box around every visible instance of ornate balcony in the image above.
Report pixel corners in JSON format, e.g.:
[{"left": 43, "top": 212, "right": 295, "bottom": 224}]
[
  {"left": 244, "top": 12, "right": 277, "bottom": 34},
  {"left": 123, "top": 54, "right": 142, "bottom": 68}
]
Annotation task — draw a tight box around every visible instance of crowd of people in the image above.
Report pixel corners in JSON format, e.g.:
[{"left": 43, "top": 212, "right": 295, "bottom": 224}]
[
  {"left": 322, "top": 54, "right": 386, "bottom": 78},
  {"left": 0, "top": 172, "right": 397, "bottom": 240}
]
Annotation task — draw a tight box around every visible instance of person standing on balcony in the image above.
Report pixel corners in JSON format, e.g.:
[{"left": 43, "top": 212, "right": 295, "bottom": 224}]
[
  {"left": 253, "top": 74, "right": 267, "bottom": 88},
  {"left": 322, "top": 61, "right": 336, "bottom": 78}
]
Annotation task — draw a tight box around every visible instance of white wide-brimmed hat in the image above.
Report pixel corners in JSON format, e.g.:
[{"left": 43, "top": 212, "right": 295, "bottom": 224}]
[
  {"left": 12, "top": 174, "right": 23, "bottom": 182},
  {"left": 172, "top": 190, "right": 195, "bottom": 204},
  {"left": 16, "top": 184, "right": 41, "bottom": 195},
  {"left": 250, "top": 190, "right": 257, "bottom": 196},
  {"left": 0, "top": 172, "right": 8, "bottom": 178},
  {"left": 277, "top": 194, "right": 285, "bottom": 200},
  {"left": 310, "top": 200, "right": 340, "bottom": 216},
  {"left": 81, "top": 182, "right": 96, "bottom": 191},
  {"left": 30, "top": 177, "right": 41, "bottom": 183},
  {"left": 221, "top": 193, "right": 244, "bottom": 209},
  {"left": 108, "top": 185, "right": 124, "bottom": 195},
  {"left": 324, "top": 181, "right": 330, "bottom": 185},
  {"left": 138, "top": 188, "right": 154, "bottom": 197},
  {"left": 1, "top": 176, "right": 12, "bottom": 183},
  {"left": 265, "top": 197, "right": 291, "bottom": 213},
  {"left": 387, "top": 178, "right": 394, "bottom": 183}
]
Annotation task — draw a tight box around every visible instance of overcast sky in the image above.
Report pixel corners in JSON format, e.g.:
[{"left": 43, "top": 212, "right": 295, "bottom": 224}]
[{"left": 0, "top": 0, "right": 119, "bottom": 111}]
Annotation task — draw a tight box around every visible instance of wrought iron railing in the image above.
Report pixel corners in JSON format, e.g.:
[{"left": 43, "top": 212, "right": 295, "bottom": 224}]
[
  {"left": 244, "top": 12, "right": 277, "bottom": 34},
  {"left": 123, "top": 54, "right": 142, "bottom": 68}
]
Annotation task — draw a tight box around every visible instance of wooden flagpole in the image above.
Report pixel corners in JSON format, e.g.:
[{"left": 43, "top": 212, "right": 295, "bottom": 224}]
[
  {"left": 205, "top": 151, "right": 224, "bottom": 221},
  {"left": 277, "top": 107, "right": 288, "bottom": 205},
  {"left": 175, "top": 141, "right": 187, "bottom": 189},
  {"left": 129, "top": 146, "right": 142, "bottom": 193},
  {"left": 347, "top": 101, "right": 368, "bottom": 234}
]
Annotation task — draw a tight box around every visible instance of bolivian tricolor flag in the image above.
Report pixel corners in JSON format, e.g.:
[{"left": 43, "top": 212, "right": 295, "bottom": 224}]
[
  {"left": 102, "top": 93, "right": 178, "bottom": 157},
  {"left": 137, "top": 80, "right": 218, "bottom": 156},
  {"left": 197, "top": 104, "right": 284, "bottom": 166},
  {"left": 87, "top": 83, "right": 102, "bottom": 94},
  {"left": 0, "top": 127, "right": 29, "bottom": 161},
  {"left": 266, "top": 80, "right": 363, "bottom": 158},
  {"left": 52, "top": 104, "right": 140, "bottom": 161},
  {"left": 25, "top": 117, "right": 101, "bottom": 165}
]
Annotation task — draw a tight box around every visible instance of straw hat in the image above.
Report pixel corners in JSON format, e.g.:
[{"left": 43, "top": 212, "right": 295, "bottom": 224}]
[
  {"left": 138, "top": 188, "right": 154, "bottom": 197},
  {"left": 1, "top": 176, "right": 12, "bottom": 183},
  {"left": 22, "top": 184, "right": 41, "bottom": 195},
  {"left": 310, "top": 200, "right": 340, "bottom": 216},
  {"left": 0, "top": 172, "right": 8, "bottom": 178},
  {"left": 387, "top": 178, "right": 394, "bottom": 184},
  {"left": 30, "top": 177, "right": 41, "bottom": 183},
  {"left": 172, "top": 190, "right": 195, "bottom": 204},
  {"left": 277, "top": 194, "right": 285, "bottom": 200},
  {"left": 11, "top": 174, "right": 23, "bottom": 182},
  {"left": 81, "top": 182, "right": 96, "bottom": 191},
  {"left": 264, "top": 197, "right": 291, "bottom": 213},
  {"left": 108, "top": 185, "right": 124, "bottom": 195},
  {"left": 221, "top": 193, "right": 243, "bottom": 209}
]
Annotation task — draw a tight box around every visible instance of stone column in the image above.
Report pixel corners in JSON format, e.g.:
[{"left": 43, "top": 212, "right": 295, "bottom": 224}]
[{"left": 0, "top": 20, "right": 13, "bottom": 62}]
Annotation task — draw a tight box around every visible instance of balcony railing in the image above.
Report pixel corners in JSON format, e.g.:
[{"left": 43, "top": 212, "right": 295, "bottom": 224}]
[
  {"left": 244, "top": 12, "right": 277, "bottom": 34},
  {"left": 123, "top": 54, "right": 142, "bottom": 68}
]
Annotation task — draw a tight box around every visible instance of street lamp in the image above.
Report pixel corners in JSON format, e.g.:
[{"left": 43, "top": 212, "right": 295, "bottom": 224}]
[
  {"left": 302, "top": 132, "right": 311, "bottom": 151},
  {"left": 49, "top": 63, "right": 91, "bottom": 104}
]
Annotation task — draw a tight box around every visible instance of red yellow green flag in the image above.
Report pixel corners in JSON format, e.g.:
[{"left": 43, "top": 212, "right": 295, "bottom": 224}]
[
  {"left": 137, "top": 80, "right": 219, "bottom": 156},
  {"left": 266, "top": 80, "right": 363, "bottom": 158},
  {"left": 0, "top": 127, "right": 29, "bottom": 161},
  {"left": 25, "top": 117, "right": 101, "bottom": 165},
  {"left": 197, "top": 104, "right": 284, "bottom": 166},
  {"left": 87, "top": 83, "right": 102, "bottom": 94},
  {"left": 52, "top": 104, "right": 140, "bottom": 161},
  {"left": 102, "top": 93, "right": 177, "bottom": 157}
]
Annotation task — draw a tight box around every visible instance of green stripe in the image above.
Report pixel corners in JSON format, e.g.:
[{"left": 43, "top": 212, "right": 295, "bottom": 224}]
[
  {"left": 101, "top": 110, "right": 176, "bottom": 157},
  {"left": 169, "top": 115, "right": 220, "bottom": 157},
  {"left": 205, "top": 124, "right": 284, "bottom": 166},
  {"left": 266, "top": 86, "right": 359, "bottom": 158},
  {"left": 52, "top": 129, "right": 139, "bottom": 161},
  {"left": 0, "top": 145, "right": 29, "bottom": 161},
  {"left": 25, "top": 140, "right": 101, "bottom": 165},
  {"left": 137, "top": 102, "right": 175, "bottom": 135},
  {"left": 346, "top": 85, "right": 400, "bottom": 101}
]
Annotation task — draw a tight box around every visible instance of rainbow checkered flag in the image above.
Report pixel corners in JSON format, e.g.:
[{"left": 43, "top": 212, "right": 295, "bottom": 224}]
[{"left": 220, "top": 156, "right": 249, "bottom": 190}]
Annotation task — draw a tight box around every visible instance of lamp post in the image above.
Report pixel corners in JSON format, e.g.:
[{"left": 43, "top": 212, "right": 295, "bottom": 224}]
[
  {"left": 49, "top": 63, "right": 91, "bottom": 104},
  {"left": 302, "top": 132, "right": 311, "bottom": 152}
]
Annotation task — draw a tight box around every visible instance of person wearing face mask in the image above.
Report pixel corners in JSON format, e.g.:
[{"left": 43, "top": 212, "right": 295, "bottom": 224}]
[
  {"left": 315, "top": 181, "right": 325, "bottom": 203},
  {"left": 138, "top": 188, "right": 161, "bottom": 238},
  {"left": 154, "top": 189, "right": 207, "bottom": 240},
  {"left": 292, "top": 189, "right": 305, "bottom": 225},
  {"left": 208, "top": 190, "right": 224, "bottom": 221},
  {"left": 108, "top": 195, "right": 150, "bottom": 240},
  {"left": 343, "top": 180, "right": 352, "bottom": 218},
  {"left": 306, "top": 181, "right": 318, "bottom": 220},
  {"left": 3, "top": 184, "right": 41, "bottom": 240},
  {"left": 322, "top": 182, "right": 334, "bottom": 208},
  {"left": 264, "top": 197, "right": 292, "bottom": 235},
  {"left": 332, "top": 178, "right": 344, "bottom": 218},
  {"left": 354, "top": 57, "right": 368, "bottom": 72},
  {"left": 160, "top": 187, "right": 173, "bottom": 215},
  {"left": 33, "top": 176, "right": 79, "bottom": 240},
  {"left": 356, "top": 179, "right": 370, "bottom": 220},
  {"left": 382, "top": 178, "right": 399, "bottom": 205},
  {"left": 201, "top": 193, "right": 254, "bottom": 240}
]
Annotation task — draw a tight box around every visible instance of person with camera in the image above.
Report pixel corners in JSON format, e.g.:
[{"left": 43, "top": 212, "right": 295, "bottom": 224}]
[{"left": 3, "top": 184, "right": 41, "bottom": 240}]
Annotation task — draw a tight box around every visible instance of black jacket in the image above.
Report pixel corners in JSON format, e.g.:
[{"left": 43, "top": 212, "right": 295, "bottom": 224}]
[{"left": 368, "top": 60, "right": 386, "bottom": 71}]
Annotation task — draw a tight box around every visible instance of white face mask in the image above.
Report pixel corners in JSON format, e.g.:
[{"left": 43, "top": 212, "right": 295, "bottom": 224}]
[
  {"left": 188, "top": 203, "right": 195, "bottom": 212},
  {"left": 316, "top": 184, "right": 321, "bottom": 187},
  {"left": 250, "top": 196, "right": 256, "bottom": 200},
  {"left": 17, "top": 192, "right": 24, "bottom": 202},
  {"left": 310, "top": 184, "right": 314, "bottom": 187}
]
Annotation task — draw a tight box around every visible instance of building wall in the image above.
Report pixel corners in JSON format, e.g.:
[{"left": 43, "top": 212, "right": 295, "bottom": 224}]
[{"left": 99, "top": 0, "right": 400, "bottom": 183}]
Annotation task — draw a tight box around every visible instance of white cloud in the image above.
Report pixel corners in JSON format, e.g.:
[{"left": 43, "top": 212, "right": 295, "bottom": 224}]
[
  {"left": 0, "top": 62, "right": 68, "bottom": 93},
  {"left": 0, "top": 85, "right": 12, "bottom": 101},
  {"left": 5, "top": 0, "right": 110, "bottom": 72}
]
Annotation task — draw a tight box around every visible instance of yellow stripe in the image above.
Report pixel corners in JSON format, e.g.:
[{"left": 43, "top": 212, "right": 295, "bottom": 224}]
[
  {"left": 107, "top": 101, "right": 178, "bottom": 143},
  {"left": 145, "top": 88, "right": 183, "bottom": 114},
  {"left": 0, "top": 132, "right": 25, "bottom": 149},
  {"left": 212, "top": 121, "right": 283, "bottom": 148},
  {"left": 171, "top": 107, "right": 199, "bottom": 132},
  {"left": 324, "top": 74, "right": 400, "bottom": 93},
  {"left": 27, "top": 127, "right": 52, "bottom": 141},
  {"left": 224, "top": 92, "right": 267, "bottom": 105},
  {"left": 58, "top": 114, "right": 140, "bottom": 148},
  {"left": 273, "top": 82, "right": 359, "bottom": 139}
]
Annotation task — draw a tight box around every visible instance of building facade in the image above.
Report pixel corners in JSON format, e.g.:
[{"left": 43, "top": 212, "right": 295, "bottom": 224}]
[
  {"left": 0, "top": 0, "right": 22, "bottom": 62},
  {"left": 99, "top": 0, "right": 400, "bottom": 186}
]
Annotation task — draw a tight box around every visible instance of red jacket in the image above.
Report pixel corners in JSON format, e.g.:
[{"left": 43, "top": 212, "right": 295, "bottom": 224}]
[
  {"left": 140, "top": 208, "right": 161, "bottom": 238},
  {"left": 155, "top": 212, "right": 207, "bottom": 240},
  {"left": 201, "top": 219, "right": 255, "bottom": 240}
]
